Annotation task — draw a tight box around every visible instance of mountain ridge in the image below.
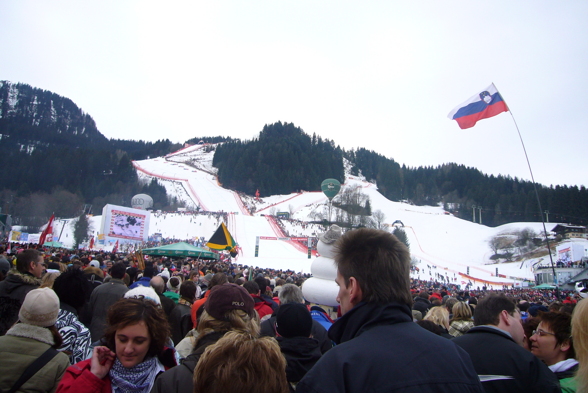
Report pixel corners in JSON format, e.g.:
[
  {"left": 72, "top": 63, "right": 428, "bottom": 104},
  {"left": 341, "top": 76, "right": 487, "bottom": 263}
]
[{"left": 1, "top": 81, "right": 587, "bottom": 229}]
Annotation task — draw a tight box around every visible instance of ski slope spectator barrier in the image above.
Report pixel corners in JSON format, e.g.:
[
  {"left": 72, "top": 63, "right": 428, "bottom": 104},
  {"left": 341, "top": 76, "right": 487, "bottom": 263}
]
[
  {"left": 132, "top": 161, "right": 208, "bottom": 210},
  {"left": 265, "top": 216, "right": 316, "bottom": 256}
]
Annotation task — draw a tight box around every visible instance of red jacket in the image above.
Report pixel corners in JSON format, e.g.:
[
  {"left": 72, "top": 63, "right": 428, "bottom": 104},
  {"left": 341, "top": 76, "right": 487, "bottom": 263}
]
[
  {"left": 56, "top": 349, "right": 177, "bottom": 393},
  {"left": 191, "top": 290, "right": 210, "bottom": 327},
  {"left": 252, "top": 294, "right": 273, "bottom": 320},
  {"left": 56, "top": 359, "right": 112, "bottom": 393},
  {"left": 429, "top": 292, "right": 443, "bottom": 302}
]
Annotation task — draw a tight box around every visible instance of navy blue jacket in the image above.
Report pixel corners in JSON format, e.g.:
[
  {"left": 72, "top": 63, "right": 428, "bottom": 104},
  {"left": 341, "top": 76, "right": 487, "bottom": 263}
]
[
  {"left": 296, "top": 302, "right": 483, "bottom": 393},
  {"left": 453, "top": 326, "right": 561, "bottom": 393}
]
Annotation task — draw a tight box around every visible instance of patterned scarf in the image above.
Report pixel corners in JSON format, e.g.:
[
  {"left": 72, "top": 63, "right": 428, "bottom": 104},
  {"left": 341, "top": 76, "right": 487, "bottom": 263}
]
[{"left": 109, "top": 356, "right": 159, "bottom": 393}]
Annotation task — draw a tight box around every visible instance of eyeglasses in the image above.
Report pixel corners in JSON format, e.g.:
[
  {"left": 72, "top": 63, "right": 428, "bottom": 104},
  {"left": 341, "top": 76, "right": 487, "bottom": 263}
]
[{"left": 532, "top": 329, "right": 556, "bottom": 337}]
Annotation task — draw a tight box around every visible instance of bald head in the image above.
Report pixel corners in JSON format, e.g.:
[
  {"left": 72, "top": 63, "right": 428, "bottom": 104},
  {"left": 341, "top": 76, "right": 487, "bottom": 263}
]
[{"left": 150, "top": 276, "right": 165, "bottom": 294}]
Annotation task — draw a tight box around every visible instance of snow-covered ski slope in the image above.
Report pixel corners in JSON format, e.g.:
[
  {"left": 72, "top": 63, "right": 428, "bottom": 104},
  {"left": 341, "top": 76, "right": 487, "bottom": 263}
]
[{"left": 127, "top": 144, "right": 562, "bottom": 286}]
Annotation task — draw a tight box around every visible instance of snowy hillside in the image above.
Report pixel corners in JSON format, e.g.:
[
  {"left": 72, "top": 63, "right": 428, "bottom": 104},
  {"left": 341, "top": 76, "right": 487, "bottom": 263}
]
[{"left": 51, "top": 144, "right": 570, "bottom": 288}]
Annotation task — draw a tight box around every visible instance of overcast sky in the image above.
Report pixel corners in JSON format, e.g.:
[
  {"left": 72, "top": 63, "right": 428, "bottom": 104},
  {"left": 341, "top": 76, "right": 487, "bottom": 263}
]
[{"left": 2, "top": 1, "right": 587, "bottom": 187}]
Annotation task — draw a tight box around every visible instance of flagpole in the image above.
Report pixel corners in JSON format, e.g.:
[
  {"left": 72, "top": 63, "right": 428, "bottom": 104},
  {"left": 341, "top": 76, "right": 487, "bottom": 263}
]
[{"left": 495, "top": 83, "right": 559, "bottom": 299}]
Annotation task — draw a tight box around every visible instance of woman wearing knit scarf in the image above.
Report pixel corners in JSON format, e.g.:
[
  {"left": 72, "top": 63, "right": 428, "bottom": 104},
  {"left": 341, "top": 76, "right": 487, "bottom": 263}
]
[{"left": 56, "top": 297, "right": 177, "bottom": 393}]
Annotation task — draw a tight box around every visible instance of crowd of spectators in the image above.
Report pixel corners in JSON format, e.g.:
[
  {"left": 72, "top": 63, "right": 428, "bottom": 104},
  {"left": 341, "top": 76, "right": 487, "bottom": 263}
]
[{"left": 0, "top": 232, "right": 587, "bottom": 392}]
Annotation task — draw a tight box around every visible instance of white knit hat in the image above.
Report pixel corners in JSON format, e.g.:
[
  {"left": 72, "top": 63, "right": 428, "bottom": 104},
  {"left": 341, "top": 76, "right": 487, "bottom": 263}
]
[
  {"left": 158, "top": 268, "right": 170, "bottom": 279},
  {"left": 19, "top": 288, "right": 60, "bottom": 327},
  {"left": 124, "top": 286, "right": 161, "bottom": 306}
]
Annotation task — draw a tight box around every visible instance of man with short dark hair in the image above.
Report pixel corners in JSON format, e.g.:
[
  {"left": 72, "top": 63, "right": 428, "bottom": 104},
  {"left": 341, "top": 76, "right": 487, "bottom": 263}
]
[
  {"left": 0, "top": 249, "right": 44, "bottom": 335},
  {"left": 452, "top": 293, "right": 561, "bottom": 393},
  {"left": 169, "top": 280, "right": 197, "bottom": 345},
  {"left": 128, "top": 262, "right": 155, "bottom": 289},
  {"left": 243, "top": 280, "right": 273, "bottom": 321},
  {"left": 254, "top": 276, "right": 278, "bottom": 311},
  {"left": 412, "top": 290, "right": 432, "bottom": 316},
  {"left": 87, "top": 261, "right": 128, "bottom": 341},
  {"left": 297, "top": 228, "right": 482, "bottom": 393}
]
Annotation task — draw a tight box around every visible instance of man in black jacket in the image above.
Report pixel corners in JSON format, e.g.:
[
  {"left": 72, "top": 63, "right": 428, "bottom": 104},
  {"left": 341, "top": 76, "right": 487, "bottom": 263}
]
[
  {"left": 452, "top": 293, "right": 561, "bottom": 393},
  {"left": 296, "top": 228, "right": 483, "bottom": 393},
  {"left": 169, "top": 280, "right": 196, "bottom": 345},
  {"left": 412, "top": 290, "right": 432, "bottom": 316},
  {"left": 0, "top": 249, "right": 43, "bottom": 335},
  {"left": 260, "top": 283, "right": 331, "bottom": 353}
]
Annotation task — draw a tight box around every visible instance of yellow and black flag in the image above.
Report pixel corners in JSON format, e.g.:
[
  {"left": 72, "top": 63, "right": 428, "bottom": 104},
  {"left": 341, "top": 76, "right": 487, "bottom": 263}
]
[{"left": 206, "top": 222, "right": 238, "bottom": 257}]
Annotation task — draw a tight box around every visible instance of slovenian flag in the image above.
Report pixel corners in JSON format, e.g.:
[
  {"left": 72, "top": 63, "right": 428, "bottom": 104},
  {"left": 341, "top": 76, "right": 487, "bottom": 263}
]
[{"left": 448, "top": 84, "right": 508, "bottom": 129}]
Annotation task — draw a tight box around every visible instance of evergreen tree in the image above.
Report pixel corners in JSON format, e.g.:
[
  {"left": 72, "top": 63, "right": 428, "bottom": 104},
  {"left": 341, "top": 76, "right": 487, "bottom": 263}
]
[
  {"left": 73, "top": 213, "right": 91, "bottom": 248},
  {"left": 393, "top": 227, "right": 410, "bottom": 250}
]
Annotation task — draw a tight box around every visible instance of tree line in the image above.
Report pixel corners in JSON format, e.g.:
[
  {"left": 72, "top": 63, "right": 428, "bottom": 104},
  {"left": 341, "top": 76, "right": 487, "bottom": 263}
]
[
  {"left": 349, "top": 153, "right": 588, "bottom": 227},
  {"left": 213, "top": 122, "right": 345, "bottom": 196}
]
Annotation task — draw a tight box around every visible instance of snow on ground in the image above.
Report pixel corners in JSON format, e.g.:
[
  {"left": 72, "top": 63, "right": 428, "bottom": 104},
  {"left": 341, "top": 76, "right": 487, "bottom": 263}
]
[{"left": 51, "top": 144, "right": 566, "bottom": 288}]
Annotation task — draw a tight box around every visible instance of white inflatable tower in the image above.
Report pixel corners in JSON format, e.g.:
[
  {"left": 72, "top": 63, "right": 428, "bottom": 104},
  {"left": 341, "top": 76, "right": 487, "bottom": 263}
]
[{"left": 302, "top": 225, "right": 342, "bottom": 307}]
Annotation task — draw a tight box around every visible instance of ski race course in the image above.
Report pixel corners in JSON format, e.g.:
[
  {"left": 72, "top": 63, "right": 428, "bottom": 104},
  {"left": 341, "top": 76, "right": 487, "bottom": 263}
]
[{"left": 50, "top": 144, "right": 559, "bottom": 288}]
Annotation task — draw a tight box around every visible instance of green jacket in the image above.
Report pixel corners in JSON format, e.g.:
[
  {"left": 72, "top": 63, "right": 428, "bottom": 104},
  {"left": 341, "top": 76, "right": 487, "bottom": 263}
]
[
  {"left": 553, "top": 360, "right": 578, "bottom": 393},
  {"left": 559, "top": 376, "right": 576, "bottom": 393},
  {"left": 0, "top": 323, "right": 70, "bottom": 393}
]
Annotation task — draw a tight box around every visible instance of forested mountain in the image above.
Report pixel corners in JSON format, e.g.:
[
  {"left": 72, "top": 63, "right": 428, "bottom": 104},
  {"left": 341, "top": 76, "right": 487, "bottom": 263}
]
[
  {"left": 1, "top": 81, "right": 587, "bottom": 229},
  {"left": 0, "top": 81, "right": 178, "bottom": 228},
  {"left": 347, "top": 149, "right": 588, "bottom": 227},
  {"left": 213, "top": 122, "right": 345, "bottom": 196}
]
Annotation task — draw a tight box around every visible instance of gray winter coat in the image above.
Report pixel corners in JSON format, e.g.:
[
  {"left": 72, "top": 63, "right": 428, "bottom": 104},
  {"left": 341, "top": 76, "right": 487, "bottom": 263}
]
[{"left": 87, "top": 278, "right": 128, "bottom": 341}]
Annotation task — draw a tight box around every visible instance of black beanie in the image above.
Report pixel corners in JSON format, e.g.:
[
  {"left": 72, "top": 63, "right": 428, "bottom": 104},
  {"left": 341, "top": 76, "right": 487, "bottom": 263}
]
[
  {"left": 143, "top": 265, "right": 155, "bottom": 278},
  {"left": 276, "top": 303, "right": 312, "bottom": 338}
]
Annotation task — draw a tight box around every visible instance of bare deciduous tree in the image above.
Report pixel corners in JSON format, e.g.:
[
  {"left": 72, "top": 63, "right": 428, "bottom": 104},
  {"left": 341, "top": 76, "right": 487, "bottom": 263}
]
[{"left": 372, "top": 210, "right": 386, "bottom": 229}]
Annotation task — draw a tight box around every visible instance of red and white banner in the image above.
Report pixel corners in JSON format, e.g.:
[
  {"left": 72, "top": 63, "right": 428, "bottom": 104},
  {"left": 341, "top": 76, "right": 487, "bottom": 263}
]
[{"left": 38, "top": 214, "right": 55, "bottom": 245}]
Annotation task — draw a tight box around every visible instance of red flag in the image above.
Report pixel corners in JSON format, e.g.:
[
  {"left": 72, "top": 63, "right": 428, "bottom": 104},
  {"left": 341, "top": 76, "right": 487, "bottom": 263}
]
[
  {"left": 38, "top": 214, "right": 55, "bottom": 245},
  {"left": 112, "top": 240, "right": 119, "bottom": 253},
  {"left": 89, "top": 237, "right": 95, "bottom": 250}
]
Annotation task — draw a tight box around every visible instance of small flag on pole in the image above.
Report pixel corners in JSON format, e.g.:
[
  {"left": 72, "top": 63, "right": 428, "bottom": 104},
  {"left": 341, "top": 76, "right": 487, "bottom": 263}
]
[
  {"left": 448, "top": 84, "right": 508, "bottom": 129},
  {"left": 113, "top": 240, "right": 119, "bottom": 253}
]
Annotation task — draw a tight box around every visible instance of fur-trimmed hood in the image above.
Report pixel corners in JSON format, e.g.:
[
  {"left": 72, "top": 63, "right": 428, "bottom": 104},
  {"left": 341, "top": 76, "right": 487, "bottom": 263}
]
[
  {"left": 3, "top": 269, "right": 42, "bottom": 293},
  {"left": 6, "top": 322, "right": 55, "bottom": 346}
]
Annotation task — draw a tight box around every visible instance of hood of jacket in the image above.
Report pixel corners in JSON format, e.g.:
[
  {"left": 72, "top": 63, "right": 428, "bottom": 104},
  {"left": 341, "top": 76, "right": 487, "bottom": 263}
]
[
  {"left": 2, "top": 269, "right": 41, "bottom": 294},
  {"left": 277, "top": 336, "right": 322, "bottom": 383},
  {"left": 328, "top": 301, "right": 413, "bottom": 345}
]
